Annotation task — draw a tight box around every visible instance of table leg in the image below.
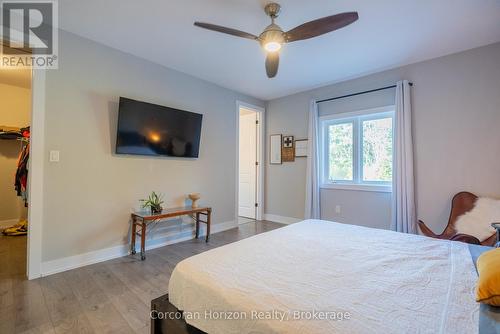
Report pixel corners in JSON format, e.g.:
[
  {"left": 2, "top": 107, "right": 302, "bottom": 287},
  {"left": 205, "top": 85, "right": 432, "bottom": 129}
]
[
  {"left": 195, "top": 212, "right": 200, "bottom": 239},
  {"left": 206, "top": 209, "right": 211, "bottom": 242},
  {"left": 140, "top": 220, "right": 146, "bottom": 260},
  {"left": 130, "top": 217, "right": 137, "bottom": 255}
]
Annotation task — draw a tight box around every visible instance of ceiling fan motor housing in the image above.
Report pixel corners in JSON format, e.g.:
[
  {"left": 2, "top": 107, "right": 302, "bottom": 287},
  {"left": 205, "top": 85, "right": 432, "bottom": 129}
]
[
  {"left": 264, "top": 3, "right": 281, "bottom": 19},
  {"left": 260, "top": 23, "right": 285, "bottom": 46}
]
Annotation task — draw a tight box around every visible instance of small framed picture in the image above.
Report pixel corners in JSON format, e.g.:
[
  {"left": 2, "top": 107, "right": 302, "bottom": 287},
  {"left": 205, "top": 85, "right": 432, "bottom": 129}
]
[
  {"left": 282, "top": 136, "right": 294, "bottom": 162},
  {"left": 282, "top": 136, "right": 294, "bottom": 148},
  {"left": 270, "top": 134, "right": 282, "bottom": 164},
  {"left": 295, "top": 139, "right": 308, "bottom": 157}
]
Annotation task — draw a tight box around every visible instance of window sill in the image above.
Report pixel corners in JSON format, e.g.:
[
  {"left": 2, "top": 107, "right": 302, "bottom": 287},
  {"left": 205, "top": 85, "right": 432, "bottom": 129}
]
[{"left": 320, "top": 183, "right": 392, "bottom": 193}]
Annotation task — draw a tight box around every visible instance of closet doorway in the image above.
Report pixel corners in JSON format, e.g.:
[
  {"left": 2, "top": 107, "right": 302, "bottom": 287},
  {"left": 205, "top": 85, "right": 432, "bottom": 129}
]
[
  {"left": 238, "top": 108, "right": 258, "bottom": 221},
  {"left": 236, "top": 102, "right": 265, "bottom": 225},
  {"left": 0, "top": 58, "right": 32, "bottom": 278}
]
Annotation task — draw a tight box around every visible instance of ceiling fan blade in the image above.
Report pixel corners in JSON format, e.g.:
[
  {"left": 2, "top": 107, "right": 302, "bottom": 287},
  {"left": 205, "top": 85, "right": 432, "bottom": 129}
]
[
  {"left": 285, "top": 12, "right": 358, "bottom": 42},
  {"left": 194, "top": 22, "right": 258, "bottom": 40},
  {"left": 265, "top": 52, "right": 280, "bottom": 78}
]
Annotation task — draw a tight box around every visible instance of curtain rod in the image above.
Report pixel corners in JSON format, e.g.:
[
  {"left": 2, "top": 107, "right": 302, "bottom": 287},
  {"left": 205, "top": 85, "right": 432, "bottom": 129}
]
[{"left": 316, "top": 82, "right": 413, "bottom": 104}]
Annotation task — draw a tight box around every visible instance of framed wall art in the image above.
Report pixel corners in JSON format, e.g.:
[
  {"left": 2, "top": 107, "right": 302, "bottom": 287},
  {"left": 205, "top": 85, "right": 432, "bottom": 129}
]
[
  {"left": 295, "top": 139, "right": 308, "bottom": 158},
  {"left": 282, "top": 135, "right": 295, "bottom": 162},
  {"left": 270, "top": 134, "right": 282, "bottom": 164}
]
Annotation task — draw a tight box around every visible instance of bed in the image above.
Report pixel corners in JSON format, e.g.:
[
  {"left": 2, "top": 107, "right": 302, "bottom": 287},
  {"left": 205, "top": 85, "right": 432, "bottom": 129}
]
[{"left": 159, "top": 219, "right": 492, "bottom": 334}]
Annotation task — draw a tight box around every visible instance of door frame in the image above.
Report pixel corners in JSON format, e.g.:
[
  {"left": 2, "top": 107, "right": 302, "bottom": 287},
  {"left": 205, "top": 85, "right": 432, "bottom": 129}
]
[
  {"left": 235, "top": 101, "right": 265, "bottom": 222},
  {"left": 27, "top": 68, "right": 46, "bottom": 279},
  {"left": 1, "top": 34, "right": 46, "bottom": 279}
]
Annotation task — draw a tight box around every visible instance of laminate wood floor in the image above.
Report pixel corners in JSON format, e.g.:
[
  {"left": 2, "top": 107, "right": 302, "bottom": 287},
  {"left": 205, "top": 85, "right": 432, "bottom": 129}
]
[{"left": 0, "top": 221, "right": 283, "bottom": 334}]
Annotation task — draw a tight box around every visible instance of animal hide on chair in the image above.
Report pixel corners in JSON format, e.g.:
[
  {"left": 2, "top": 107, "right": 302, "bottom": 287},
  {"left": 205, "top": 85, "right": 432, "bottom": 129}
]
[{"left": 454, "top": 197, "right": 500, "bottom": 241}]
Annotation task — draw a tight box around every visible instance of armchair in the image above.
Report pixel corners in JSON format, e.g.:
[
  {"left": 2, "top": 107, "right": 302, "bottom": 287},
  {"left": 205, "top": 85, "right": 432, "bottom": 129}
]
[{"left": 418, "top": 191, "right": 496, "bottom": 246}]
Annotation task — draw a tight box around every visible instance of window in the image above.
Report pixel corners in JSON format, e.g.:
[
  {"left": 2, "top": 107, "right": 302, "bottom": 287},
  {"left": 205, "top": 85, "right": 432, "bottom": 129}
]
[{"left": 320, "top": 106, "right": 394, "bottom": 192}]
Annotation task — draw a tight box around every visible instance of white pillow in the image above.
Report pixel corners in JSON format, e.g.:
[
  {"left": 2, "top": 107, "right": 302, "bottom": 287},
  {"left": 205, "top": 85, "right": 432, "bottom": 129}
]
[{"left": 454, "top": 197, "right": 500, "bottom": 241}]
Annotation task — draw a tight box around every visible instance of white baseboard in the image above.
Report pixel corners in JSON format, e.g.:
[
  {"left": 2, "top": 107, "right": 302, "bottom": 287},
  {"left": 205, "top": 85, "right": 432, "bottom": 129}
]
[
  {"left": 211, "top": 220, "right": 238, "bottom": 233},
  {"left": 0, "top": 219, "right": 20, "bottom": 228},
  {"left": 263, "top": 214, "right": 302, "bottom": 225},
  {"left": 41, "top": 220, "right": 237, "bottom": 277}
]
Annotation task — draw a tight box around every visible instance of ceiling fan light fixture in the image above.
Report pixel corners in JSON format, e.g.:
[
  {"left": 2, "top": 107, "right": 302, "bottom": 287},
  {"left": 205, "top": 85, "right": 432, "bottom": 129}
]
[
  {"left": 264, "top": 41, "right": 282, "bottom": 52},
  {"left": 260, "top": 25, "right": 285, "bottom": 53}
]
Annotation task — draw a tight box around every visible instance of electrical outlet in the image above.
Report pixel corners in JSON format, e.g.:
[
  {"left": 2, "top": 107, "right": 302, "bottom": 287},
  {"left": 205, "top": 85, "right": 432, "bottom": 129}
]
[
  {"left": 335, "top": 205, "right": 341, "bottom": 214},
  {"left": 49, "top": 150, "right": 60, "bottom": 162}
]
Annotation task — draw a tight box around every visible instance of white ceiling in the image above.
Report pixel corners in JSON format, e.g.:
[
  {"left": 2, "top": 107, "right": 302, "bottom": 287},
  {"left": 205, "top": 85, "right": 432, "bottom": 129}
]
[{"left": 59, "top": 0, "right": 500, "bottom": 100}]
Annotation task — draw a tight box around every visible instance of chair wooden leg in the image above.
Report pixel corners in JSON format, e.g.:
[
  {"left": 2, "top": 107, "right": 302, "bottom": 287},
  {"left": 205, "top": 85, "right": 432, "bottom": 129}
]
[
  {"left": 206, "top": 209, "right": 211, "bottom": 242},
  {"left": 130, "top": 218, "right": 137, "bottom": 255},
  {"left": 418, "top": 220, "right": 440, "bottom": 238},
  {"left": 141, "top": 221, "right": 146, "bottom": 260},
  {"left": 195, "top": 212, "right": 200, "bottom": 239}
]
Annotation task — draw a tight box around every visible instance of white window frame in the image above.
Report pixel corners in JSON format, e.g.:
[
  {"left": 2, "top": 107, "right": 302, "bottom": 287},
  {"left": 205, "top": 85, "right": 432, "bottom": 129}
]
[{"left": 319, "top": 106, "right": 395, "bottom": 193}]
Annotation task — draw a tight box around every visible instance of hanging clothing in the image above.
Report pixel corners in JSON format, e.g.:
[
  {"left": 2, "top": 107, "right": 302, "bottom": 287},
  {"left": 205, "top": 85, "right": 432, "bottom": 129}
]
[
  {"left": 14, "top": 127, "right": 30, "bottom": 207},
  {"left": 15, "top": 143, "right": 29, "bottom": 206}
]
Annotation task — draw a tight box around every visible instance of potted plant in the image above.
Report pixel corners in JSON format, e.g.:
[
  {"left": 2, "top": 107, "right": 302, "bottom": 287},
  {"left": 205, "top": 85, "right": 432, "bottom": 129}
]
[{"left": 140, "top": 191, "right": 164, "bottom": 215}]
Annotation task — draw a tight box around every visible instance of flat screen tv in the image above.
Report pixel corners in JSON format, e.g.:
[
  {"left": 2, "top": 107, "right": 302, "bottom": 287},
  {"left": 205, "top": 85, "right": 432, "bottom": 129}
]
[{"left": 116, "top": 97, "right": 203, "bottom": 158}]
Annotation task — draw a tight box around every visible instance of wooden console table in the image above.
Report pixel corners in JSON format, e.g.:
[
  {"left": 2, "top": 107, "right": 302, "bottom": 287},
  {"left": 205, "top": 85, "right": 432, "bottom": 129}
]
[{"left": 130, "top": 206, "right": 212, "bottom": 260}]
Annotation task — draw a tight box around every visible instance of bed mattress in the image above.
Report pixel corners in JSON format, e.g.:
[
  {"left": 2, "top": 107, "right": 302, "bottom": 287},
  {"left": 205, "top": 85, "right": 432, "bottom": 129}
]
[{"left": 168, "top": 220, "right": 479, "bottom": 334}]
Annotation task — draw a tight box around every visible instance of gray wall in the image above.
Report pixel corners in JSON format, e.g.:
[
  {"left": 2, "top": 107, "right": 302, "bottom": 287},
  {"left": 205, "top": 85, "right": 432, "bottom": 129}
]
[
  {"left": 265, "top": 42, "right": 500, "bottom": 233},
  {"left": 42, "top": 31, "right": 263, "bottom": 262}
]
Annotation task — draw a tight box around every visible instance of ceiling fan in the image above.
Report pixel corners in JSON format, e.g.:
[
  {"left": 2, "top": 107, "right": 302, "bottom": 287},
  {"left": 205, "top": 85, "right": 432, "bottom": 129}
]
[{"left": 194, "top": 3, "right": 358, "bottom": 78}]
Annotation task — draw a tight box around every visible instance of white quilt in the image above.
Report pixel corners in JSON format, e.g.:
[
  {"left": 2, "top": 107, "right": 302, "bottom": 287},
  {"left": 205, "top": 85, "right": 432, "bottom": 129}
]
[{"left": 169, "top": 220, "right": 479, "bottom": 334}]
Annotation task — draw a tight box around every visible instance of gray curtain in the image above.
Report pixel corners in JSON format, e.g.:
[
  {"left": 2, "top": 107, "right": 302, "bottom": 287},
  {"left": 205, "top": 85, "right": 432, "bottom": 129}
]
[
  {"left": 391, "top": 80, "right": 417, "bottom": 233},
  {"left": 305, "top": 100, "right": 321, "bottom": 219}
]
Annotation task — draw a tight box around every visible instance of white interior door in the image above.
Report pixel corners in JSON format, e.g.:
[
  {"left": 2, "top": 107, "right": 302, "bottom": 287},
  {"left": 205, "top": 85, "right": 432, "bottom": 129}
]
[{"left": 239, "top": 110, "right": 257, "bottom": 219}]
